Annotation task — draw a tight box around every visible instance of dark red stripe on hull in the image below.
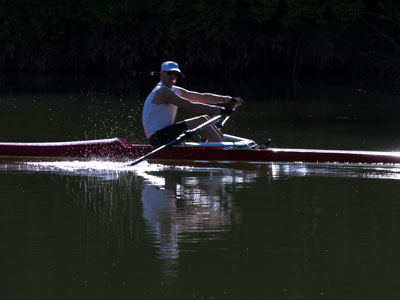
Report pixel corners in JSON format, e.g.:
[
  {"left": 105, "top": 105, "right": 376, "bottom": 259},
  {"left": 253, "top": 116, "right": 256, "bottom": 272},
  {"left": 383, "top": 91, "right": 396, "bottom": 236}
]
[{"left": 1, "top": 138, "right": 400, "bottom": 165}]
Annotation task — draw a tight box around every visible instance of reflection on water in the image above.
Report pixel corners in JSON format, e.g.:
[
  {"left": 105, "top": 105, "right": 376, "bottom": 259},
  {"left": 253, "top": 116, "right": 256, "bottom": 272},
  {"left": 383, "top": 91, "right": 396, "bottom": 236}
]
[
  {"left": 3, "top": 159, "right": 400, "bottom": 299},
  {"left": 4, "top": 159, "right": 400, "bottom": 180},
  {"left": 139, "top": 167, "right": 248, "bottom": 280},
  {"left": 9, "top": 160, "right": 253, "bottom": 281},
  {"left": 268, "top": 162, "right": 400, "bottom": 180}
]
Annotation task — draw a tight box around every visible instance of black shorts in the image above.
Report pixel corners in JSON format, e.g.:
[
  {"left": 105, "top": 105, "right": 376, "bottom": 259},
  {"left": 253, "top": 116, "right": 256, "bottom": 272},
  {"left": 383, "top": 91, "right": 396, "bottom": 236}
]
[{"left": 149, "top": 121, "right": 188, "bottom": 147}]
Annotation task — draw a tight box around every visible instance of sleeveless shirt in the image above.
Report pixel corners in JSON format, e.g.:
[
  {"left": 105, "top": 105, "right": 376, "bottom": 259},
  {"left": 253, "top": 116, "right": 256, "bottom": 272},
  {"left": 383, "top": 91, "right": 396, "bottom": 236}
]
[{"left": 142, "top": 82, "right": 181, "bottom": 139}]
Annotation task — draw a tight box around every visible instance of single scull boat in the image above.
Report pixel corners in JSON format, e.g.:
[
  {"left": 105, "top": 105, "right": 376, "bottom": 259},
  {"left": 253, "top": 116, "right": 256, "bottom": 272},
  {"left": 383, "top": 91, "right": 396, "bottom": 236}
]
[{"left": 1, "top": 136, "right": 400, "bottom": 165}]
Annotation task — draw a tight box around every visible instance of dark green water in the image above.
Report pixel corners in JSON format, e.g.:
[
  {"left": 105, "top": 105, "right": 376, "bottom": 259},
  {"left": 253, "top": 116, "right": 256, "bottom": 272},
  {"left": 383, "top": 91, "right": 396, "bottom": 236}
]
[{"left": 1, "top": 79, "right": 400, "bottom": 299}]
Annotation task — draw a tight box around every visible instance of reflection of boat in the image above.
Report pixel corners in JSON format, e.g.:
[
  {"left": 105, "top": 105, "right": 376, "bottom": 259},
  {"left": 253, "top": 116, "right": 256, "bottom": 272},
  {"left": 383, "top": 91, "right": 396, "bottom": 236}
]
[{"left": 1, "top": 137, "right": 400, "bottom": 165}]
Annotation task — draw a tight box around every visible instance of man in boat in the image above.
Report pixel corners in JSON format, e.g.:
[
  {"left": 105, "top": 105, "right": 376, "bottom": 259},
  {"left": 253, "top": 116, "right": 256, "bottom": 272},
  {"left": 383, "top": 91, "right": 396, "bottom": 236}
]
[{"left": 142, "top": 61, "right": 243, "bottom": 147}]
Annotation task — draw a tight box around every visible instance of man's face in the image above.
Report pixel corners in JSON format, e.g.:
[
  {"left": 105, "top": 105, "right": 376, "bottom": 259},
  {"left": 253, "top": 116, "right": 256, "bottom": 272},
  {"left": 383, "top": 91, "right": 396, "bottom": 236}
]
[{"left": 160, "top": 71, "right": 179, "bottom": 87}]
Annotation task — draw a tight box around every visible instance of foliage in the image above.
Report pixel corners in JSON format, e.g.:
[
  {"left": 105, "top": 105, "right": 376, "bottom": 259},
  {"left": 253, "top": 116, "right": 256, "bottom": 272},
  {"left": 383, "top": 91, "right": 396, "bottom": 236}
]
[
  {"left": 362, "top": 0, "right": 400, "bottom": 83},
  {"left": 0, "top": 0, "right": 387, "bottom": 82},
  {"left": 284, "top": 0, "right": 362, "bottom": 25},
  {"left": 246, "top": 0, "right": 362, "bottom": 25},
  {"left": 247, "top": 0, "right": 281, "bottom": 23},
  {"left": 0, "top": 0, "right": 364, "bottom": 43},
  {"left": 144, "top": 0, "right": 237, "bottom": 40}
]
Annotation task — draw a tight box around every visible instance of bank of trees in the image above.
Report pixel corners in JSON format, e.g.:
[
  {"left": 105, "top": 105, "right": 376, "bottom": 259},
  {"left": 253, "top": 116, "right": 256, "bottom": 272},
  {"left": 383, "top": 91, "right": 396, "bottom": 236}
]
[{"left": 0, "top": 0, "right": 398, "bottom": 83}]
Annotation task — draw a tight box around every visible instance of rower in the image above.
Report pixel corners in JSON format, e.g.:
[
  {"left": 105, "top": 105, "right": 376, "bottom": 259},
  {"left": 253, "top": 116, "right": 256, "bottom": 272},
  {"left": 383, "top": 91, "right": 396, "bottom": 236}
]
[{"left": 142, "top": 61, "right": 243, "bottom": 147}]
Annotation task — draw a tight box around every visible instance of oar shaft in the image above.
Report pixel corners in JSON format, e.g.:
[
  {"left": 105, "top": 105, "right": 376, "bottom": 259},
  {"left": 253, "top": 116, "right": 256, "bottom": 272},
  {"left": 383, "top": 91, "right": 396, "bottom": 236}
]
[
  {"left": 187, "top": 114, "right": 223, "bottom": 134},
  {"left": 220, "top": 115, "right": 231, "bottom": 127},
  {"left": 128, "top": 114, "right": 223, "bottom": 166},
  {"left": 215, "top": 99, "right": 239, "bottom": 129}
]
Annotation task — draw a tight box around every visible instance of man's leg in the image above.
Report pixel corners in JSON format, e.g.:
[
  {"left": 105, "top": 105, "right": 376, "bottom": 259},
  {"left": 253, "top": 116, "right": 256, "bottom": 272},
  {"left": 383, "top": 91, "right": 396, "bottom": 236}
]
[{"left": 184, "top": 115, "right": 225, "bottom": 142}]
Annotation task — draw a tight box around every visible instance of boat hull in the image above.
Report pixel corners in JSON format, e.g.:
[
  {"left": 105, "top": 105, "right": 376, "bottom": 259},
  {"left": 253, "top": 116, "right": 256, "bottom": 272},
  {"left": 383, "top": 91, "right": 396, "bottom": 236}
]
[{"left": 1, "top": 137, "right": 400, "bottom": 165}]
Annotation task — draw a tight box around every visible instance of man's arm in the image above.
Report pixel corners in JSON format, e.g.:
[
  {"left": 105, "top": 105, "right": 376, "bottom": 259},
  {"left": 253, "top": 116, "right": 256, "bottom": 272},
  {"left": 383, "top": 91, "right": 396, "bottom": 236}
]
[
  {"left": 179, "top": 87, "right": 244, "bottom": 107},
  {"left": 179, "top": 87, "right": 230, "bottom": 104},
  {"left": 153, "top": 87, "right": 223, "bottom": 114}
]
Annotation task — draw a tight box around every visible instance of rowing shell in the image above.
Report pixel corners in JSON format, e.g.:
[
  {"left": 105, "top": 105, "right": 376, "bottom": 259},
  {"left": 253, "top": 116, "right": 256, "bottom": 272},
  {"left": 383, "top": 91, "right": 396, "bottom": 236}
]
[{"left": 1, "top": 137, "right": 400, "bottom": 165}]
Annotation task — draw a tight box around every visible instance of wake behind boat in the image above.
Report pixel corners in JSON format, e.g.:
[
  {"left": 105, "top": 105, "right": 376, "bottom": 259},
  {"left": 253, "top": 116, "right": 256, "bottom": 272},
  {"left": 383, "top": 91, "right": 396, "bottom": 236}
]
[{"left": 1, "top": 137, "right": 400, "bottom": 165}]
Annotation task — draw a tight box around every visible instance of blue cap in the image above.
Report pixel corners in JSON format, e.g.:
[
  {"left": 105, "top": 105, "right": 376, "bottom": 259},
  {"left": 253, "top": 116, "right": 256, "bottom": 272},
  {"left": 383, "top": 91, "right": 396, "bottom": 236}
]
[{"left": 161, "top": 61, "right": 185, "bottom": 77}]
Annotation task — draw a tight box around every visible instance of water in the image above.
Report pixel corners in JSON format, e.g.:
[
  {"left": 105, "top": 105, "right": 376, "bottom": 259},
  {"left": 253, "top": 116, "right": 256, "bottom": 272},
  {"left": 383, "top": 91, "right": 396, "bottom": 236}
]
[{"left": 1, "top": 78, "right": 400, "bottom": 299}]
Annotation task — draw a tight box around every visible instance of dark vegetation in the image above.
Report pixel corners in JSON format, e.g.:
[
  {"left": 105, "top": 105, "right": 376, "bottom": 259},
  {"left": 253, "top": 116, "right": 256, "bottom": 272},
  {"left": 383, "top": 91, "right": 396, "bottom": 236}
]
[{"left": 0, "top": 0, "right": 399, "bottom": 86}]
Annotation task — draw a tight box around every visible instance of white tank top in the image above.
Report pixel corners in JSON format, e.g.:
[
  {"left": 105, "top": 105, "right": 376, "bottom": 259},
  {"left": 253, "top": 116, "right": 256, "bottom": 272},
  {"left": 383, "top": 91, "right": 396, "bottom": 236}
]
[{"left": 142, "top": 82, "right": 181, "bottom": 139}]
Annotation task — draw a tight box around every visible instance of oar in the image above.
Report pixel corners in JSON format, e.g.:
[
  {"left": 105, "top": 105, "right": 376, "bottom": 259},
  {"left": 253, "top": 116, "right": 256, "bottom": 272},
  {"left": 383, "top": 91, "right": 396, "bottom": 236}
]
[
  {"left": 216, "top": 114, "right": 231, "bottom": 129},
  {"left": 215, "top": 98, "right": 240, "bottom": 129},
  {"left": 127, "top": 114, "right": 224, "bottom": 166}
]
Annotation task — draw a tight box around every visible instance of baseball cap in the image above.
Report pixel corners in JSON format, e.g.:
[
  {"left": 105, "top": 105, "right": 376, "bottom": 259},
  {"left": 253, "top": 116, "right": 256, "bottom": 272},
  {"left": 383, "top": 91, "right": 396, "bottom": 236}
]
[{"left": 161, "top": 61, "right": 185, "bottom": 77}]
